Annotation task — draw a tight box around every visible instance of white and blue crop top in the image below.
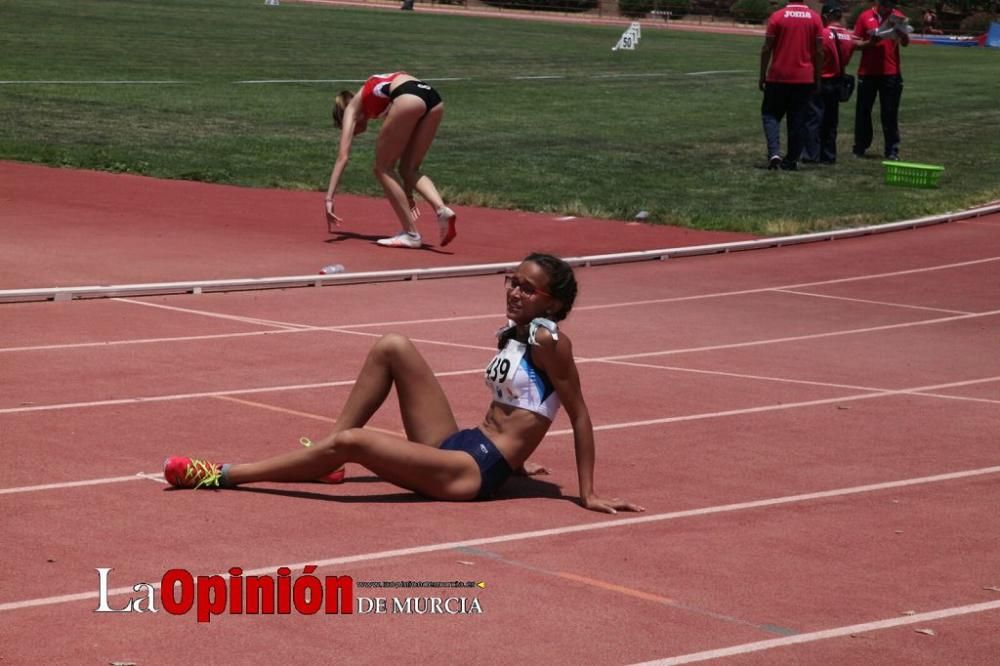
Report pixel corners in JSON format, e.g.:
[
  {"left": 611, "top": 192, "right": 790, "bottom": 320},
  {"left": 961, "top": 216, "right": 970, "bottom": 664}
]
[{"left": 484, "top": 318, "right": 561, "bottom": 421}]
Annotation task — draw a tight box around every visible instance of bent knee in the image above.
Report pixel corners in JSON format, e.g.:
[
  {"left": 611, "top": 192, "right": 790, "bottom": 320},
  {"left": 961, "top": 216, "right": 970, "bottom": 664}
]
[
  {"left": 329, "top": 428, "right": 368, "bottom": 456},
  {"left": 399, "top": 165, "right": 421, "bottom": 184},
  {"left": 374, "top": 332, "right": 414, "bottom": 356},
  {"left": 372, "top": 163, "right": 397, "bottom": 179}
]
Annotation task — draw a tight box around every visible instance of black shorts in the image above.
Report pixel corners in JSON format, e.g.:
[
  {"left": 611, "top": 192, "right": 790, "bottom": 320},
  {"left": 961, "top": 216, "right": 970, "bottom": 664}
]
[
  {"left": 439, "top": 428, "right": 512, "bottom": 500},
  {"left": 390, "top": 79, "right": 442, "bottom": 115}
]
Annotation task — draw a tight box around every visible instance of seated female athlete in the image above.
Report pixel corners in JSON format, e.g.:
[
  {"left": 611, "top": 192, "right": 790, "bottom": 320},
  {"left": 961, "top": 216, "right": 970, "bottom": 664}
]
[{"left": 164, "top": 253, "right": 643, "bottom": 514}]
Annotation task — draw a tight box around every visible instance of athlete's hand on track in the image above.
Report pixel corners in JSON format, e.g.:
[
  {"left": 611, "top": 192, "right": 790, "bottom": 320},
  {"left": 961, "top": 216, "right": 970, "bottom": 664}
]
[
  {"left": 582, "top": 494, "right": 645, "bottom": 515},
  {"left": 325, "top": 199, "right": 343, "bottom": 226},
  {"left": 517, "top": 460, "right": 550, "bottom": 476},
  {"left": 407, "top": 196, "right": 421, "bottom": 221}
]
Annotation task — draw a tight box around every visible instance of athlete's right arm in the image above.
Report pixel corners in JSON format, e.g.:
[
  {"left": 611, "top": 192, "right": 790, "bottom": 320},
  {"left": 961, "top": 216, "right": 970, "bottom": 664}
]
[{"left": 326, "top": 93, "right": 365, "bottom": 224}]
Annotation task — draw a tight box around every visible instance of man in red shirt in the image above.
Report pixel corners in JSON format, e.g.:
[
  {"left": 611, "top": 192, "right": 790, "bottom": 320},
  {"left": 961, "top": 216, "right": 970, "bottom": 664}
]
[
  {"left": 852, "top": 0, "right": 910, "bottom": 160},
  {"left": 804, "top": 2, "right": 858, "bottom": 164},
  {"left": 759, "top": 1, "right": 824, "bottom": 170}
]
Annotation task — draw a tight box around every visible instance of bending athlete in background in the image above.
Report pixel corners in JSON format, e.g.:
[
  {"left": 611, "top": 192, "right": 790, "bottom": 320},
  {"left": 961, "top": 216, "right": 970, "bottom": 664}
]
[{"left": 326, "top": 72, "right": 457, "bottom": 249}]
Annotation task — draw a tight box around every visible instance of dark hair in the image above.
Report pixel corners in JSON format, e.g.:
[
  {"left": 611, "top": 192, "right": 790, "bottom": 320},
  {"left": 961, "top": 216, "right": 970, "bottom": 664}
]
[
  {"left": 525, "top": 252, "right": 577, "bottom": 322},
  {"left": 331, "top": 90, "right": 353, "bottom": 129},
  {"left": 497, "top": 253, "right": 577, "bottom": 350}
]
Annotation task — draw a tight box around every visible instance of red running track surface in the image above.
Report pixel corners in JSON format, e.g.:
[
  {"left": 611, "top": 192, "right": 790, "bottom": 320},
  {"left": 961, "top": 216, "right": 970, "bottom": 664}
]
[
  {"left": 1, "top": 165, "right": 999, "bottom": 664},
  {"left": 0, "top": 161, "right": 754, "bottom": 289}
]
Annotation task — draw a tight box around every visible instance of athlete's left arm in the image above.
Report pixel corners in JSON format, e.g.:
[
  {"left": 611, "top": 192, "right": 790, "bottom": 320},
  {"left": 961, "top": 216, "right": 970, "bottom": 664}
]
[{"left": 533, "top": 330, "right": 645, "bottom": 514}]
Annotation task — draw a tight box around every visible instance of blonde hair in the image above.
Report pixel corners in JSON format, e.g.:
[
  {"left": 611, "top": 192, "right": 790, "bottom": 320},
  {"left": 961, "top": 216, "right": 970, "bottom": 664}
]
[{"left": 332, "top": 90, "right": 354, "bottom": 129}]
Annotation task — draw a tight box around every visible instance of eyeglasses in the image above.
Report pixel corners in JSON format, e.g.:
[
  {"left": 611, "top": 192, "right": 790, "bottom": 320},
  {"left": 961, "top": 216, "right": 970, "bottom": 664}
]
[{"left": 504, "top": 275, "right": 551, "bottom": 298}]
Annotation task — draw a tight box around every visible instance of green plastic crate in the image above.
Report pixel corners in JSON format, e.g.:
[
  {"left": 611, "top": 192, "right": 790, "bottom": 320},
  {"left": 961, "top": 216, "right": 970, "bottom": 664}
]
[{"left": 882, "top": 161, "right": 945, "bottom": 188}]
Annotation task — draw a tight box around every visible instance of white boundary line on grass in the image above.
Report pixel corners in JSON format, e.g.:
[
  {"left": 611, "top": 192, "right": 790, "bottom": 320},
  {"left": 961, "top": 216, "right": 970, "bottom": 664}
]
[
  {"left": 2, "top": 203, "right": 997, "bottom": 303},
  {"left": 0, "top": 73, "right": 742, "bottom": 86},
  {"left": 1, "top": 464, "right": 998, "bottom": 612}
]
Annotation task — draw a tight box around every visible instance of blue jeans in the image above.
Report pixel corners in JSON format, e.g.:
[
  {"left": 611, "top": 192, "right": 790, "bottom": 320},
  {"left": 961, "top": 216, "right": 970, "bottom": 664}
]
[
  {"left": 761, "top": 82, "right": 814, "bottom": 166},
  {"left": 803, "top": 79, "right": 842, "bottom": 163},
  {"left": 853, "top": 74, "right": 903, "bottom": 157}
]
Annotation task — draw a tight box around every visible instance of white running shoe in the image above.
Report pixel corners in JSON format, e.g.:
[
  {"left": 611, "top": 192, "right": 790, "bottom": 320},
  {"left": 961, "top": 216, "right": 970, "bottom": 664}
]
[
  {"left": 436, "top": 206, "right": 457, "bottom": 247},
  {"left": 376, "top": 231, "right": 422, "bottom": 248}
]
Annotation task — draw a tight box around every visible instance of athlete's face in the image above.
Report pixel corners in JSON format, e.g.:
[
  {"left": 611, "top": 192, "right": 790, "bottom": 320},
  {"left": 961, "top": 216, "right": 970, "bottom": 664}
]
[{"left": 505, "top": 261, "right": 557, "bottom": 324}]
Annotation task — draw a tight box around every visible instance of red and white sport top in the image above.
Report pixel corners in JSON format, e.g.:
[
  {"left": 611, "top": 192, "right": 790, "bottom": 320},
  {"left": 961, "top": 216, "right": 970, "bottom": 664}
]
[{"left": 360, "top": 72, "right": 406, "bottom": 119}]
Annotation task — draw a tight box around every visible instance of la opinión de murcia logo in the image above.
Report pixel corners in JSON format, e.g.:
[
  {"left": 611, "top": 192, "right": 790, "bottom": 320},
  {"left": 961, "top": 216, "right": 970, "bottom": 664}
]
[{"left": 95, "top": 567, "right": 484, "bottom": 622}]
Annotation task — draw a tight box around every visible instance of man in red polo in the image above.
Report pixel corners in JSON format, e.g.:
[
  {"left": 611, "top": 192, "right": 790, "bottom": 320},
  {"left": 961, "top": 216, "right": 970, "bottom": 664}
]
[
  {"left": 759, "top": 0, "right": 824, "bottom": 170},
  {"left": 804, "top": 1, "right": 858, "bottom": 164},
  {"left": 853, "top": 0, "right": 909, "bottom": 160}
]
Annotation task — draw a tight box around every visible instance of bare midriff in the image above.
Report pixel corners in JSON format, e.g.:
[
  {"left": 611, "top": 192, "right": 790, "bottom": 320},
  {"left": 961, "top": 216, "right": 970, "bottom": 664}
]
[{"left": 478, "top": 401, "right": 552, "bottom": 470}]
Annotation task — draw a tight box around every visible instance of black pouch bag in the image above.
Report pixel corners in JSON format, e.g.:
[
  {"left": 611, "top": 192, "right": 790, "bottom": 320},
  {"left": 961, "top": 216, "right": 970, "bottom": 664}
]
[{"left": 837, "top": 73, "right": 855, "bottom": 102}]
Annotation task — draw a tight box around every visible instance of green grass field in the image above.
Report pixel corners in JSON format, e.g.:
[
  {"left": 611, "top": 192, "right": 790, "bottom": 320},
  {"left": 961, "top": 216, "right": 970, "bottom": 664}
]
[{"left": 2, "top": 0, "right": 998, "bottom": 233}]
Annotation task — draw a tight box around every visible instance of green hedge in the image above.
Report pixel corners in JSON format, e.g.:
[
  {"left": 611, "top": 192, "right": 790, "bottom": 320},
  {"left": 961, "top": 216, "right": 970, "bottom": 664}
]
[
  {"left": 730, "top": 0, "right": 771, "bottom": 22},
  {"left": 960, "top": 11, "right": 998, "bottom": 32},
  {"left": 619, "top": 0, "right": 691, "bottom": 18},
  {"left": 480, "top": 0, "right": 598, "bottom": 12},
  {"left": 619, "top": 0, "right": 655, "bottom": 17}
]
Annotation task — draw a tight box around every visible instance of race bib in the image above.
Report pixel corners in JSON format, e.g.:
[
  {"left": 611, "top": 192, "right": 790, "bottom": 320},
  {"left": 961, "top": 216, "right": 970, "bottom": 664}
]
[{"left": 484, "top": 341, "right": 526, "bottom": 402}]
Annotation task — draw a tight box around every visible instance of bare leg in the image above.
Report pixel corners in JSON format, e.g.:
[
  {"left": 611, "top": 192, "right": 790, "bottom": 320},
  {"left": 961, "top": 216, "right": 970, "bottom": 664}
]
[
  {"left": 225, "top": 334, "right": 461, "bottom": 485},
  {"left": 324, "top": 333, "right": 458, "bottom": 443},
  {"left": 399, "top": 104, "right": 447, "bottom": 212},
  {"left": 227, "top": 428, "right": 480, "bottom": 500},
  {"left": 374, "top": 97, "right": 426, "bottom": 234}
]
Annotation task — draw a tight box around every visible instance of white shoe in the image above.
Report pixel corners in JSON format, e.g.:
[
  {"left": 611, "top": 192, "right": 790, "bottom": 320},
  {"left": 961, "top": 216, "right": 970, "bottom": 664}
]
[
  {"left": 436, "top": 206, "right": 457, "bottom": 247},
  {"left": 376, "top": 231, "right": 422, "bottom": 248}
]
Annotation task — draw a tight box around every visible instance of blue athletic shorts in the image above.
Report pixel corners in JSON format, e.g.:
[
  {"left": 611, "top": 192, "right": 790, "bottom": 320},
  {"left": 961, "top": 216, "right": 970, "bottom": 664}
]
[{"left": 439, "top": 428, "right": 513, "bottom": 500}]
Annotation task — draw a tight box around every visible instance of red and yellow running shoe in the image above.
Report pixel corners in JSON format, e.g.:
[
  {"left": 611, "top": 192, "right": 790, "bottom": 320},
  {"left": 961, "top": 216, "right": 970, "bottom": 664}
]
[{"left": 163, "top": 457, "right": 224, "bottom": 489}]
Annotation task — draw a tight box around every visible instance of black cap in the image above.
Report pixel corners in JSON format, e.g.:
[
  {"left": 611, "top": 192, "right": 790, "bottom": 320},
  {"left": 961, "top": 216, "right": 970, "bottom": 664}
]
[{"left": 822, "top": 1, "right": 842, "bottom": 14}]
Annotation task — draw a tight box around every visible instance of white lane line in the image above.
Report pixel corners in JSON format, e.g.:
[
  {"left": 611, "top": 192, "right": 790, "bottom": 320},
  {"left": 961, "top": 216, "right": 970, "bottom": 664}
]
[
  {"left": 546, "top": 374, "right": 1000, "bottom": 436},
  {"left": 0, "top": 329, "right": 300, "bottom": 354},
  {"left": 114, "top": 298, "right": 497, "bottom": 352},
  {"left": 2, "top": 371, "right": 994, "bottom": 496},
  {"left": 602, "top": 359, "right": 896, "bottom": 392},
  {"left": 630, "top": 600, "right": 1000, "bottom": 665},
  {"left": 0, "top": 475, "right": 147, "bottom": 495},
  {"left": 603, "top": 359, "right": 1000, "bottom": 407},
  {"left": 114, "top": 297, "right": 311, "bottom": 330},
  {"left": 137, "top": 472, "right": 168, "bottom": 485},
  {"left": 2, "top": 464, "right": 998, "bottom": 612},
  {"left": 5, "top": 300, "right": 998, "bottom": 362},
  {"left": 913, "top": 392, "right": 1000, "bottom": 405},
  {"left": 595, "top": 309, "right": 1000, "bottom": 361},
  {"left": 4, "top": 326, "right": 998, "bottom": 417},
  {"left": 574, "top": 256, "right": 1000, "bottom": 314},
  {"left": 3, "top": 256, "right": 997, "bottom": 354},
  {"left": 774, "top": 289, "right": 972, "bottom": 315},
  {"left": 0, "top": 368, "right": 481, "bottom": 415}
]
